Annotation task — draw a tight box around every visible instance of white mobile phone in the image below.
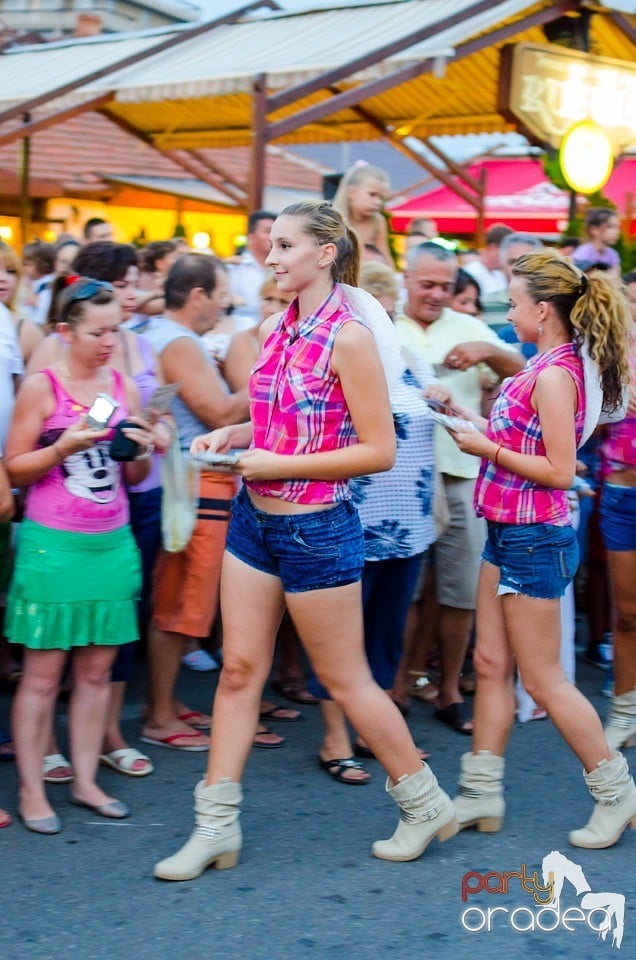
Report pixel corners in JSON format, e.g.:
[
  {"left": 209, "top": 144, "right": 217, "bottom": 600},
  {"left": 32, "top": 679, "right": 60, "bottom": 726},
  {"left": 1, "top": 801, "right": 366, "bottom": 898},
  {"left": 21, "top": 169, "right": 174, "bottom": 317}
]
[{"left": 86, "top": 393, "right": 119, "bottom": 430}]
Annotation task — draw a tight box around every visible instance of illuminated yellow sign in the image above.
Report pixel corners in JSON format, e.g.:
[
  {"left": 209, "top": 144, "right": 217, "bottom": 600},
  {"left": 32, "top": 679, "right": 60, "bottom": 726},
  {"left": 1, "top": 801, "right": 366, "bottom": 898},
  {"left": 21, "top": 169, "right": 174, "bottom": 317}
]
[
  {"left": 500, "top": 43, "right": 636, "bottom": 153},
  {"left": 559, "top": 122, "right": 614, "bottom": 194}
]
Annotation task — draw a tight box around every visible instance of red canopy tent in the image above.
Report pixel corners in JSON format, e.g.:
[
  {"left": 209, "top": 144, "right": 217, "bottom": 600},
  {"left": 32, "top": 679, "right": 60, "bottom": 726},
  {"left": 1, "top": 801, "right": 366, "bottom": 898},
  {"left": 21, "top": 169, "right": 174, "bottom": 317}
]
[{"left": 388, "top": 157, "right": 636, "bottom": 237}]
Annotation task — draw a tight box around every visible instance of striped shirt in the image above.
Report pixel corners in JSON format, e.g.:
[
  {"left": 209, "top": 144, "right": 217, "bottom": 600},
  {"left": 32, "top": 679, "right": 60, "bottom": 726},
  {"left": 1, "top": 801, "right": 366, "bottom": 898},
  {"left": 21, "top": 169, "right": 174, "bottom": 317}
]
[
  {"left": 247, "top": 284, "right": 364, "bottom": 504},
  {"left": 475, "top": 342, "right": 585, "bottom": 525}
]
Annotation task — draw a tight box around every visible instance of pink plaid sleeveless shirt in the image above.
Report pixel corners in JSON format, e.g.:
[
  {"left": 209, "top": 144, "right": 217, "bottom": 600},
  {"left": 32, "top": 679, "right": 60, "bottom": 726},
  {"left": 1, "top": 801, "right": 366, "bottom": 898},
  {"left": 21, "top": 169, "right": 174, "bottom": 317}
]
[
  {"left": 246, "top": 284, "right": 364, "bottom": 505},
  {"left": 600, "top": 332, "right": 636, "bottom": 477},
  {"left": 475, "top": 342, "right": 585, "bottom": 525}
]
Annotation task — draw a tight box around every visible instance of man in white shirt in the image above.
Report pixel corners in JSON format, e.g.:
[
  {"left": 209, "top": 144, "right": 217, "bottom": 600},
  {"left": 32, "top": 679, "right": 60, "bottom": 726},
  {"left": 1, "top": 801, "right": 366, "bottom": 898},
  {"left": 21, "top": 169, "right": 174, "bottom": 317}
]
[
  {"left": 227, "top": 210, "right": 276, "bottom": 324},
  {"left": 464, "top": 223, "right": 513, "bottom": 299},
  {"left": 396, "top": 242, "right": 524, "bottom": 733},
  {"left": 480, "top": 232, "right": 543, "bottom": 333}
]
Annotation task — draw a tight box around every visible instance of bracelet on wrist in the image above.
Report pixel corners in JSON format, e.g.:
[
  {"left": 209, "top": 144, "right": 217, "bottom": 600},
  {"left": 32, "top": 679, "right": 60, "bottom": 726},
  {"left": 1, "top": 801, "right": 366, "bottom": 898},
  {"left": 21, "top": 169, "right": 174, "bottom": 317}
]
[{"left": 494, "top": 444, "right": 503, "bottom": 468}]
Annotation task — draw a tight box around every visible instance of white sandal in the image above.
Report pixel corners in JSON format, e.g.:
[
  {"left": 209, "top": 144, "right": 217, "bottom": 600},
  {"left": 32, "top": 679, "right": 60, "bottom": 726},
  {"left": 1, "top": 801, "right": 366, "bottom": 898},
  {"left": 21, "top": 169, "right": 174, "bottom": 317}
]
[
  {"left": 42, "top": 753, "right": 74, "bottom": 784},
  {"left": 99, "top": 747, "right": 154, "bottom": 777}
]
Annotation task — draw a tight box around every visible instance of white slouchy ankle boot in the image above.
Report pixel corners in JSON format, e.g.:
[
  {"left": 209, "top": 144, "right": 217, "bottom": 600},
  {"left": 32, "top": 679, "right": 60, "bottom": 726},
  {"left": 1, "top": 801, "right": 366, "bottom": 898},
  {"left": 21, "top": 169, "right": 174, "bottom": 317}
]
[
  {"left": 569, "top": 751, "right": 636, "bottom": 849},
  {"left": 454, "top": 751, "right": 505, "bottom": 833},
  {"left": 153, "top": 778, "right": 242, "bottom": 881},
  {"left": 372, "top": 764, "right": 457, "bottom": 861},
  {"left": 604, "top": 689, "right": 636, "bottom": 751}
]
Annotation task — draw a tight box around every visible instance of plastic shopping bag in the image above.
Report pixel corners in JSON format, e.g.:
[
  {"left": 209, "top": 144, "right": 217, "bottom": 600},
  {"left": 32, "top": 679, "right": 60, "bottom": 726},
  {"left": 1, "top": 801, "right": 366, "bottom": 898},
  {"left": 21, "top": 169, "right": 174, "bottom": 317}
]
[{"left": 161, "top": 434, "right": 200, "bottom": 553}]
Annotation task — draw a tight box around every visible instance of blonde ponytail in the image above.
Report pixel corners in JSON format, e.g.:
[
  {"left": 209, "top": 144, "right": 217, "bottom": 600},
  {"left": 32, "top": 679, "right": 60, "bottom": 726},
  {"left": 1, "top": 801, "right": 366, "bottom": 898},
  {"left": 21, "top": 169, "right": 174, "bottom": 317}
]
[{"left": 512, "top": 250, "right": 630, "bottom": 410}]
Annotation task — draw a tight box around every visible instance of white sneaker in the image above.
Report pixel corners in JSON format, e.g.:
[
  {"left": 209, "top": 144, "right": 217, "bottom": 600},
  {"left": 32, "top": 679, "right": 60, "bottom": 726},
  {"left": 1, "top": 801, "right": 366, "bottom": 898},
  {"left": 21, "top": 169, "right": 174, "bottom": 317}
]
[{"left": 181, "top": 650, "right": 220, "bottom": 672}]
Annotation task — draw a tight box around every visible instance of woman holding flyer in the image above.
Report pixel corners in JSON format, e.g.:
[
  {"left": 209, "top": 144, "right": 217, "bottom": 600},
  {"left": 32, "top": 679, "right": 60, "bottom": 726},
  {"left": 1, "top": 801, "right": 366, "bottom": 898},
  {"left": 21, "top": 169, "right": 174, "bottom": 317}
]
[
  {"left": 153, "top": 200, "right": 458, "bottom": 881},
  {"left": 449, "top": 251, "right": 636, "bottom": 849}
]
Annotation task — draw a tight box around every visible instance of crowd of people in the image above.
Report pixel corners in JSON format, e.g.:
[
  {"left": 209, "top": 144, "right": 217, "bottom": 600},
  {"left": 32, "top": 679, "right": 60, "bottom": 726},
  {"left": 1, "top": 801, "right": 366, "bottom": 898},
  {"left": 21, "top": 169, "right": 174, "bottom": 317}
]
[{"left": 0, "top": 172, "right": 634, "bottom": 878}]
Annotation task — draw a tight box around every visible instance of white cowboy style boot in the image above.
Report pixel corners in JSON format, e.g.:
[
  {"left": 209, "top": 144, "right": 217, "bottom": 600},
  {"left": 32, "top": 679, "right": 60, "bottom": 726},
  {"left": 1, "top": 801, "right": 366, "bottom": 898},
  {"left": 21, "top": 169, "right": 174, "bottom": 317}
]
[
  {"left": 372, "top": 764, "right": 457, "bottom": 861},
  {"left": 604, "top": 689, "right": 636, "bottom": 751},
  {"left": 569, "top": 751, "right": 636, "bottom": 849},
  {"left": 454, "top": 750, "right": 505, "bottom": 833},
  {"left": 153, "top": 779, "right": 242, "bottom": 881}
]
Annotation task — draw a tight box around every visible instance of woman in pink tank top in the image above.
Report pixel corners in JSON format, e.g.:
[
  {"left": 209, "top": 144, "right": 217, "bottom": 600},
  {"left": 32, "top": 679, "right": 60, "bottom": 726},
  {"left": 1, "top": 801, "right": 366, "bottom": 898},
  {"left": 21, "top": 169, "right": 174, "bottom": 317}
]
[
  {"left": 448, "top": 250, "right": 636, "bottom": 851},
  {"left": 4, "top": 278, "right": 154, "bottom": 835},
  {"left": 154, "top": 201, "right": 459, "bottom": 882}
]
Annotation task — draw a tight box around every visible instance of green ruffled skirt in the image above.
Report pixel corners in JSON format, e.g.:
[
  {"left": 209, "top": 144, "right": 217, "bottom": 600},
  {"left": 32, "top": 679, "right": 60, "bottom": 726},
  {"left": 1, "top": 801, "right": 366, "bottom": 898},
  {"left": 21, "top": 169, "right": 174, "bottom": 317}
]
[{"left": 6, "top": 519, "right": 141, "bottom": 651}]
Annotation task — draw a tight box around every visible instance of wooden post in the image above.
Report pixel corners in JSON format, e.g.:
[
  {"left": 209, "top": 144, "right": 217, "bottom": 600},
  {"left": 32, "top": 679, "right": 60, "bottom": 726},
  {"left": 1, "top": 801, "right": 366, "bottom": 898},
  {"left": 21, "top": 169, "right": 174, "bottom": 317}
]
[
  {"left": 174, "top": 197, "right": 184, "bottom": 237},
  {"left": 622, "top": 191, "right": 633, "bottom": 244},
  {"left": 475, "top": 168, "right": 487, "bottom": 247},
  {"left": 20, "top": 116, "right": 31, "bottom": 246},
  {"left": 249, "top": 74, "right": 267, "bottom": 213}
]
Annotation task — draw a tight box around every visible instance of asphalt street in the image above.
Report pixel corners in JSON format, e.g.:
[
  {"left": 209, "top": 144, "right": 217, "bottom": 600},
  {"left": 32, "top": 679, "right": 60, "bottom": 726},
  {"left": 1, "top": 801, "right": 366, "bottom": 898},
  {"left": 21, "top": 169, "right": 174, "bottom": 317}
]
[{"left": 0, "top": 657, "right": 633, "bottom": 960}]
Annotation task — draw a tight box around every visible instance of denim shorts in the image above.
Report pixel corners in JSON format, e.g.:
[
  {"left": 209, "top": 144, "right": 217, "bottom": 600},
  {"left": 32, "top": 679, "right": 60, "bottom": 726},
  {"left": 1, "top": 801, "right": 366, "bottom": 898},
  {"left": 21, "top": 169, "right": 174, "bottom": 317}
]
[
  {"left": 225, "top": 486, "right": 365, "bottom": 593},
  {"left": 599, "top": 484, "right": 636, "bottom": 551},
  {"left": 482, "top": 521, "right": 579, "bottom": 599}
]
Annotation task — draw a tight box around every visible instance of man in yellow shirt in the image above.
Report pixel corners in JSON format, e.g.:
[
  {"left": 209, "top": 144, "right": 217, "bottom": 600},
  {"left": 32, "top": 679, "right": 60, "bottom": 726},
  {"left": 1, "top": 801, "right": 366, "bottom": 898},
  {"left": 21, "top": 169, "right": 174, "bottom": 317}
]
[{"left": 396, "top": 242, "right": 524, "bottom": 733}]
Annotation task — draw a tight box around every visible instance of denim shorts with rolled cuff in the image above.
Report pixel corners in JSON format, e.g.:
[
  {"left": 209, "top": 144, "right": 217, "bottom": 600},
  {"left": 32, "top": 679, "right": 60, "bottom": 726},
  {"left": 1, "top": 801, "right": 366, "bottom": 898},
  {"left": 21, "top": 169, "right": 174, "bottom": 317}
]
[
  {"left": 482, "top": 520, "right": 579, "bottom": 600},
  {"left": 225, "top": 485, "right": 365, "bottom": 593}
]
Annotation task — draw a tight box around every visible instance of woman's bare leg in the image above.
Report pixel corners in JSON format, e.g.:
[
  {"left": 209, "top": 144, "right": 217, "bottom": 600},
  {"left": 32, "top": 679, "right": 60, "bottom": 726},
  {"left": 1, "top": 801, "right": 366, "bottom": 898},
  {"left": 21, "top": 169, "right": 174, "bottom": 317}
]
[
  {"left": 13, "top": 648, "right": 67, "bottom": 820},
  {"left": 69, "top": 646, "right": 120, "bottom": 806},
  {"left": 606, "top": 549, "right": 636, "bottom": 695},
  {"left": 205, "top": 554, "right": 286, "bottom": 784},
  {"left": 504, "top": 594, "right": 612, "bottom": 772},
  {"left": 470, "top": 562, "right": 516, "bottom": 755},
  {"left": 286, "top": 582, "right": 422, "bottom": 784}
]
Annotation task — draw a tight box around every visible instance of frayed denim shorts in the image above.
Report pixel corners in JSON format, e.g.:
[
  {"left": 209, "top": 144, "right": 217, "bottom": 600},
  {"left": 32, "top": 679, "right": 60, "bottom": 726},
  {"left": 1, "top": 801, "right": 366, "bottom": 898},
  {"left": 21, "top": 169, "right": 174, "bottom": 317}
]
[
  {"left": 599, "top": 484, "right": 636, "bottom": 551},
  {"left": 225, "top": 486, "right": 364, "bottom": 593},
  {"left": 482, "top": 520, "right": 579, "bottom": 599}
]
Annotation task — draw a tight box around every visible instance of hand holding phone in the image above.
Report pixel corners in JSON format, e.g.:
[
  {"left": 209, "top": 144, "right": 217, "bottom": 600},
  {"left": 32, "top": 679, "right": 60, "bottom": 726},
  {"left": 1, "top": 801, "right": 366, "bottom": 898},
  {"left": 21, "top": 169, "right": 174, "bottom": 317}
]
[{"left": 86, "top": 392, "right": 119, "bottom": 430}]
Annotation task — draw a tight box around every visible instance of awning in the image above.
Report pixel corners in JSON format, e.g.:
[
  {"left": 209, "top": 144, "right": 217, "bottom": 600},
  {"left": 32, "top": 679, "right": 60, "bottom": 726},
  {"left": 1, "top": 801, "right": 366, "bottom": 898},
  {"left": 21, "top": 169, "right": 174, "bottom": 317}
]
[
  {"left": 388, "top": 156, "right": 636, "bottom": 235},
  {"left": 0, "top": 1, "right": 633, "bottom": 149}
]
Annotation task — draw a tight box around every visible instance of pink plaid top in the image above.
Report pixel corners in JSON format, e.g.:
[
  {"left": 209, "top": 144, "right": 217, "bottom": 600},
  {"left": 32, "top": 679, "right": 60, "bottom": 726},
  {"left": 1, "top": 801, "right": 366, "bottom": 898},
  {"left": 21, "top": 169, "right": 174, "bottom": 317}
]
[
  {"left": 475, "top": 342, "right": 585, "bottom": 525},
  {"left": 246, "top": 284, "right": 363, "bottom": 504},
  {"left": 600, "top": 333, "right": 636, "bottom": 477}
]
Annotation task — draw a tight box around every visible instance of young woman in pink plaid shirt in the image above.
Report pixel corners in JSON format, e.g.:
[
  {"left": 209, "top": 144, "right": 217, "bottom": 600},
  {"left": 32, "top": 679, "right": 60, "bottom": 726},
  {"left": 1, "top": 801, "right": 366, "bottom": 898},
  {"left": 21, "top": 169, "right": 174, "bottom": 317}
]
[
  {"left": 448, "top": 249, "right": 636, "bottom": 850},
  {"left": 153, "top": 201, "right": 458, "bottom": 881}
]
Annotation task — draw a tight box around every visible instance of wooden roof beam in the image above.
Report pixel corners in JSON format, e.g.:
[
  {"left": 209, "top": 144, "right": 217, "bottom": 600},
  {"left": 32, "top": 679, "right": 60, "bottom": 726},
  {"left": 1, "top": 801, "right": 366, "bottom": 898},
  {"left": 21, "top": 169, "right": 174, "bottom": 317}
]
[
  {"left": 267, "top": 0, "right": 497, "bottom": 114},
  {"left": 610, "top": 11, "right": 636, "bottom": 46},
  {"left": 267, "top": 0, "right": 580, "bottom": 142},
  {"left": 0, "top": 93, "right": 113, "bottom": 148},
  {"left": 163, "top": 150, "right": 247, "bottom": 211},
  {"left": 335, "top": 95, "right": 482, "bottom": 209},
  {"left": 188, "top": 150, "right": 248, "bottom": 202},
  {"left": 417, "top": 137, "right": 483, "bottom": 194},
  {"left": 0, "top": 1, "right": 280, "bottom": 128},
  {"left": 96, "top": 107, "right": 246, "bottom": 207}
]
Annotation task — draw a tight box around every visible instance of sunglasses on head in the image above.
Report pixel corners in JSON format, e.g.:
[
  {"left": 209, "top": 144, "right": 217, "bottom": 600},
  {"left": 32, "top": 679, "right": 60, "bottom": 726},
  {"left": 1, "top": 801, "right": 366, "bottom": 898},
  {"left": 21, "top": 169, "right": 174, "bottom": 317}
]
[{"left": 64, "top": 275, "right": 114, "bottom": 304}]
